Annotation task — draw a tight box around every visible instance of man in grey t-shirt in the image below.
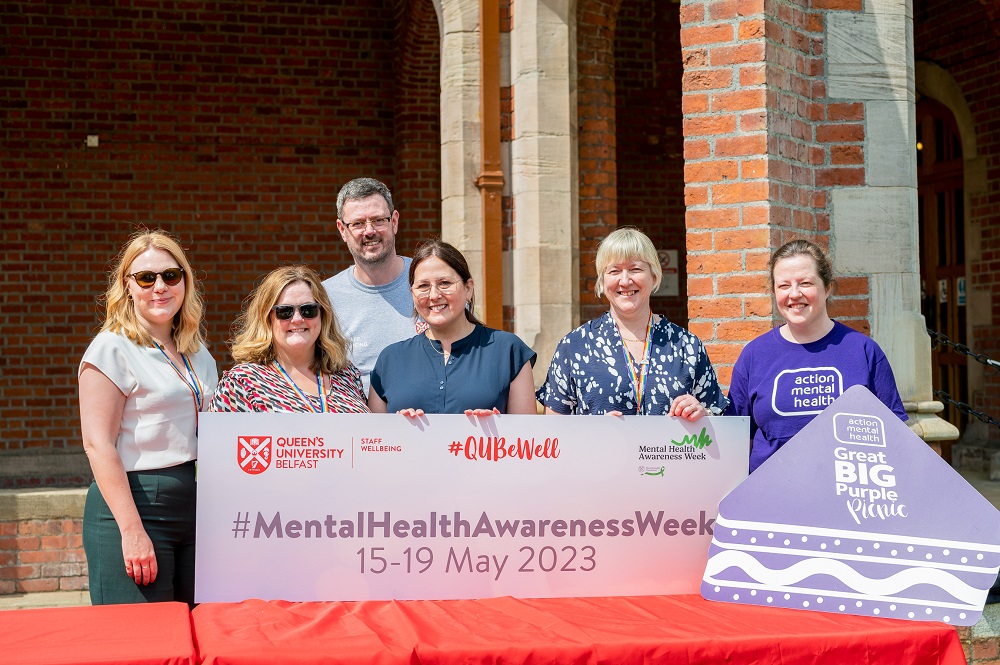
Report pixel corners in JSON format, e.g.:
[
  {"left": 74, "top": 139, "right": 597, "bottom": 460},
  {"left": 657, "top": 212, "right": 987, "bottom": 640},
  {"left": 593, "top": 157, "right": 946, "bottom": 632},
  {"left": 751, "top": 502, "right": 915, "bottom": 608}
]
[{"left": 324, "top": 178, "right": 422, "bottom": 394}]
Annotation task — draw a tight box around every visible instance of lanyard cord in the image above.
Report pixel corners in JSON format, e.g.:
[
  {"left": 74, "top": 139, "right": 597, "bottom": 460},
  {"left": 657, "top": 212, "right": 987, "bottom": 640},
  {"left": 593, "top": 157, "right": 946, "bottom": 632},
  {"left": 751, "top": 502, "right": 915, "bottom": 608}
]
[
  {"left": 155, "top": 342, "right": 204, "bottom": 429},
  {"left": 273, "top": 360, "right": 327, "bottom": 413},
  {"left": 616, "top": 314, "right": 653, "bottom": 414}
]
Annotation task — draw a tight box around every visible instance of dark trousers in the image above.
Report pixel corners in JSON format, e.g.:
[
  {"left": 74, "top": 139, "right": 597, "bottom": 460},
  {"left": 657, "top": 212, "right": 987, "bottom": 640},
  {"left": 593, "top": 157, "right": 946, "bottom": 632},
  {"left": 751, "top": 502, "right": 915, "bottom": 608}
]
[{"left": 83, "top": 461, "right": 197, "bottom": 606}]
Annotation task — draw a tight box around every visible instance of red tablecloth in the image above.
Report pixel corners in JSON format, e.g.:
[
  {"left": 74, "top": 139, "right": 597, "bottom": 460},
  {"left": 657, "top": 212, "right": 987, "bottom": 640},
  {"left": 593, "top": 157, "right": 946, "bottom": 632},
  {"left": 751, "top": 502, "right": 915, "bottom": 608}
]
[
  {"left": 2, "top": 601, "right": 196, "bottom": 665},
  {"left": 191, "top": 594, "right": 965, "bottom": 665}
]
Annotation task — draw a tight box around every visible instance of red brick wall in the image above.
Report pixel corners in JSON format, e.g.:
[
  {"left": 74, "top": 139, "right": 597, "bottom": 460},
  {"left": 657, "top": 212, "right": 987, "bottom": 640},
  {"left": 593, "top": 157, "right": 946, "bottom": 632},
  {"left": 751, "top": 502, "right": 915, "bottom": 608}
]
[
  {"left": 0, "top": 1, "right": 441, "bottom": 478},
  {"left": 915, "top": 0, "right": 1000, "bottom": 441},
  {"left": 615, "top": 1, "right": 687, "bottom": 328},
  {"left": 577, "top": 0, "right": 688, "bottom": 327},
  {"left": 957, "top": 622, "right": 1000, "bottom": 665},
  {"left": 394, "top": 0, "right": 443, "bottom": 242},
  {"left": 577, "top": 0, "right": 622, "bottom": 323},
  {"left": 0, "top": 517, "right": 86, "bottom": 594}
]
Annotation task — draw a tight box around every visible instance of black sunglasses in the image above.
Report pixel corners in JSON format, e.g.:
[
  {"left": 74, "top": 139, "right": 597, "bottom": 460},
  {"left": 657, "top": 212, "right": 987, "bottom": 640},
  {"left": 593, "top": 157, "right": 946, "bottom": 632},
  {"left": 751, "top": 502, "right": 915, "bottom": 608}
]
[
  {"left": 129, "top": 268, "right": 185, "bottom": 288},
  {"left": 272, "top": 303, "right": 321, "bottom": 320}
]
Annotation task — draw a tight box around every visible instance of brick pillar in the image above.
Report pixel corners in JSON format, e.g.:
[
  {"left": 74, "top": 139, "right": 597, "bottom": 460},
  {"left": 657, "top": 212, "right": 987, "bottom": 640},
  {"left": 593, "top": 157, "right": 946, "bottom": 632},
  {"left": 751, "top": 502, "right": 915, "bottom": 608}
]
[
  {"left": 681, "top": 0, "right": 957, "bottom": 445},
  {"left": 680, "top": 0, "right": 779, "bottom": 387},
  {"left": 680, "top": 0, "right": 883, "bottom": 381}
]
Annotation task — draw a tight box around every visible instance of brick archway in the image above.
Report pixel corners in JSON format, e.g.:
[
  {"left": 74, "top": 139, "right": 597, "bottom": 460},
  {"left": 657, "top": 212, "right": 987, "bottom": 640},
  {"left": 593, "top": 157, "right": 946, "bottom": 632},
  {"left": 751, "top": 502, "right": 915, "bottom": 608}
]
[
  {"left": 615, "top": 1, "right": 687, "bottom": 328},
  {"left": 394, "top": 0, "right": 442, "bottom": 251}
]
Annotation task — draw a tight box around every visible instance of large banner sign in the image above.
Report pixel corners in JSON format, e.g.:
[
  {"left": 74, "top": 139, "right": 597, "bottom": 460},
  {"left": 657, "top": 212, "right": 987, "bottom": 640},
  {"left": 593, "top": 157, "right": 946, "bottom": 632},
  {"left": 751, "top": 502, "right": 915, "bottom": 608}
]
[
  {"left": 701, "top": 385, "right": 1000, "bottom": 627},
  {"left": 196, "top": 413, "right": 749, "bottom": 603}
]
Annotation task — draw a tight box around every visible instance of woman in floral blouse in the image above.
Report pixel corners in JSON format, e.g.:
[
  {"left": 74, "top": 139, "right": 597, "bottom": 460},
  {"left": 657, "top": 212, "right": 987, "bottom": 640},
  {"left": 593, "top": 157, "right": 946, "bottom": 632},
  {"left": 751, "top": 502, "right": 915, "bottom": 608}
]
[{"left": 536, "top": 227, "right": 727, "bottom": 418}]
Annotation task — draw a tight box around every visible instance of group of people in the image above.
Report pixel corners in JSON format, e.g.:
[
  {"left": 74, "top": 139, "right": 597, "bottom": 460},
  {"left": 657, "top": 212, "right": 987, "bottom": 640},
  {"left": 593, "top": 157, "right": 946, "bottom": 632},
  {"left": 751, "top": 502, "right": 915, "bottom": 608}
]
[{"left": 78, "top": 177, "right": 908, "bottom": 606}]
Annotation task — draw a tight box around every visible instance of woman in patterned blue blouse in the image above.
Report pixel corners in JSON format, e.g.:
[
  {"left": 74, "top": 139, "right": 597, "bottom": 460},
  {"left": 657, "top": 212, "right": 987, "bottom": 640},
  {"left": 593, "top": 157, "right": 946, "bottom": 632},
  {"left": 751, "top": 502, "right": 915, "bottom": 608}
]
[{"left": 536, "top": 227, "right": 728, "bottom": 418}]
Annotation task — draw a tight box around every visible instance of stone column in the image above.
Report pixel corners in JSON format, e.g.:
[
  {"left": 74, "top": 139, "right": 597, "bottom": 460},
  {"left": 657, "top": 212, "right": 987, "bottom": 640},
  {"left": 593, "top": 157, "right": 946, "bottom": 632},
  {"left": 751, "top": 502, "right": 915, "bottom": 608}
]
[
  {"left": 438, "top": 0, "right": 487, "bottom": 289},
  {"left": 509, "top": 0, "right": 578, "bottom": 383},
  {"left": 826, "top": 0, "right": 958, "bottom": 445}
]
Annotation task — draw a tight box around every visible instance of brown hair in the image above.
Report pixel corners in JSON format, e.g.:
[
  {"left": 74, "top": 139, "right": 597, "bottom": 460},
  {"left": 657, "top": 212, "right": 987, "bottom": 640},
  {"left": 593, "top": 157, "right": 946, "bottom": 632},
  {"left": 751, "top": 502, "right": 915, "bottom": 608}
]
[
  {"left": 408, "top": 239, "right": 484, "bottom": 326},
  {"left": 769, "top": 239, "right": 836, "bottom": 295}
]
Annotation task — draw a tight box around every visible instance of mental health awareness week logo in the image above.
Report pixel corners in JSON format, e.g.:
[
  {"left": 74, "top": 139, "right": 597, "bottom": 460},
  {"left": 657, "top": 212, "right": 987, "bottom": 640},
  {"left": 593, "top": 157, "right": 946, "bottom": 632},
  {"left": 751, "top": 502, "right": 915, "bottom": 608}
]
[{"left": 637, "top": 427, "right": 713, "bottom": 475}]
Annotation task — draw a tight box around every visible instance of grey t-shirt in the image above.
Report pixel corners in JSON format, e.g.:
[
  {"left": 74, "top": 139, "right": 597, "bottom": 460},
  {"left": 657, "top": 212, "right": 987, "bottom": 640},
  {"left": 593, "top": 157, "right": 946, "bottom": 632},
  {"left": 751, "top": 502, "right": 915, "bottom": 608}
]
[{"left": 323, "top": 257, "right": 419, "bottom": 393}]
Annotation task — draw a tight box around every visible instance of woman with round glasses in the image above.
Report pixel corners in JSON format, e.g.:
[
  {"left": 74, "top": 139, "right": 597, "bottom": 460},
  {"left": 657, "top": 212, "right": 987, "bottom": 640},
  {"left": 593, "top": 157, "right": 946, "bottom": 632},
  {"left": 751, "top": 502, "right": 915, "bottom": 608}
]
[
  {"left": 537, "top": 227, "right": 727, "bottom": 418},
  {"left": 79, "top": 230, "right": 218, "bottom": 605},
  {"left": 211, "top": 265, "right": 369, "bottom": 414},
  {"left": 368, "top": 239, "right": 537, "bottom": 415}
]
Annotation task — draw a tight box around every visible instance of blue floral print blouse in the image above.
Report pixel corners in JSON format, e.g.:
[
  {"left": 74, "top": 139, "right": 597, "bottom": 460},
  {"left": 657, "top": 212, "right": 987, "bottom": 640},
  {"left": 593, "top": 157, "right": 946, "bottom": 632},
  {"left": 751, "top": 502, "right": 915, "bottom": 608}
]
[{"left": 536, "top": 312, "right": 729, "bottom": 415}]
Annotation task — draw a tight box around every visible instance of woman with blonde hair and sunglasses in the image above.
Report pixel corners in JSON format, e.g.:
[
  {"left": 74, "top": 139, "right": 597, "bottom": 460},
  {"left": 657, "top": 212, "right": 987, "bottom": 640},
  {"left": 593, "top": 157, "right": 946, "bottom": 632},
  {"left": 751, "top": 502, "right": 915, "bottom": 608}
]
[
  {"left": 210, "top": 265, "right": 369, "bottom": 414},
  {"left": 79, "top": 230, "right": 218, "bottom": 605}
]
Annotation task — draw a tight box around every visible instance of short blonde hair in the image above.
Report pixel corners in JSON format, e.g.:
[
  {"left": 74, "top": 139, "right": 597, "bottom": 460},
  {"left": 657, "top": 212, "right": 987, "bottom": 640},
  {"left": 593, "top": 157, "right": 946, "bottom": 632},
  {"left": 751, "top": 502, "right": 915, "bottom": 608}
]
[
  {"left": 230, "top": 265, "right": 350, "bottom": 375},
  {"left": 594, "top": 227, "right": 663, "bottom": 298},
  {"left": 101, "top": 229, "right": 206, "bottom": 355}
]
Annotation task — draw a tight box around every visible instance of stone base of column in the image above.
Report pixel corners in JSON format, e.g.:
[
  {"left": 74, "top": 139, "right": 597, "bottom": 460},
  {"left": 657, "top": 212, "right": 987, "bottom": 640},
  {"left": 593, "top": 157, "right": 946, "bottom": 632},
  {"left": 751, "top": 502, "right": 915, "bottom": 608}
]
[{"left": 904, "top": 400, "right": 960, "bottom": 456}]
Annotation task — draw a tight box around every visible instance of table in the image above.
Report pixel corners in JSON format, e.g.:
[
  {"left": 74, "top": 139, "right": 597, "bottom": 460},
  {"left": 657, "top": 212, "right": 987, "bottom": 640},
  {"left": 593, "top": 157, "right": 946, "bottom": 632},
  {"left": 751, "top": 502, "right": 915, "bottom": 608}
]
[
  {"left": 3, "top": 601, "right": 196, "bottom": 665},
  {"left": 190, "top": 594, "right": 965, "bottom": 664}
]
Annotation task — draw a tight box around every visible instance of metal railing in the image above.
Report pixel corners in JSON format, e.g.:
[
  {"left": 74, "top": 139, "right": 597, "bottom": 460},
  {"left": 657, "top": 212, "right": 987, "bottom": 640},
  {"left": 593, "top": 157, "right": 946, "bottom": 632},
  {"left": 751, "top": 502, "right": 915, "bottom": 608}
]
[{"left": 927, "top": 328, "right": 1000, "bottom": 431}]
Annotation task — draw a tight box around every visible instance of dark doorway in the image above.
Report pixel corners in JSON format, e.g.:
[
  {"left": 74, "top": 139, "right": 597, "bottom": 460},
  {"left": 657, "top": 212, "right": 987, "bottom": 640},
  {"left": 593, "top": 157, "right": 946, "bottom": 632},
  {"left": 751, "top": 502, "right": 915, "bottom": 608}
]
[{"left": 917, "top": 97, "right": 968, "bottom": 455}]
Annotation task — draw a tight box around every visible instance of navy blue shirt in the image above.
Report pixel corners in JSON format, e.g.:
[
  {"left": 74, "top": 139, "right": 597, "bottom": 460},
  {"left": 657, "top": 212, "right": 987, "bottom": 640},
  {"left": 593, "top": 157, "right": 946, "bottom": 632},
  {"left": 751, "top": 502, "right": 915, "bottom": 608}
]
[{"left": 371, "top": 325, "right": 536, "bottom": 414}]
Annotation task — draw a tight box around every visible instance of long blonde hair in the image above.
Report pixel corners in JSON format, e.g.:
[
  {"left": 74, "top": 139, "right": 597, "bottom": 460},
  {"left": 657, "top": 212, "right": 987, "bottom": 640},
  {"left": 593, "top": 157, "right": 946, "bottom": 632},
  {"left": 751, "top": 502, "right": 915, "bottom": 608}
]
[
  {"left": 230, "top": 265, "right": 350, "bottom": 374},
  {"left": 101, "top": 229, "right": 206, "bottom": 354}
]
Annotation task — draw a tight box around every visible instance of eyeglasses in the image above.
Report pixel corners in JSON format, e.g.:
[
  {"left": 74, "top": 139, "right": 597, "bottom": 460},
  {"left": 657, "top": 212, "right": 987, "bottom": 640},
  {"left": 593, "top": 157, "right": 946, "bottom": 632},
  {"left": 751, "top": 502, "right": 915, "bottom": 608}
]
[
  {"left": 272, "top": 303, "right": 321, "bottom": 320},
  {"left": 412, "top": 280, "right": 459, "bottom": 296},
  {"left": 344, "top": 217, "right": 391, "bottom": 233},
  {"left": 129, "top": 268, "right": 185, "bottom": 288}
]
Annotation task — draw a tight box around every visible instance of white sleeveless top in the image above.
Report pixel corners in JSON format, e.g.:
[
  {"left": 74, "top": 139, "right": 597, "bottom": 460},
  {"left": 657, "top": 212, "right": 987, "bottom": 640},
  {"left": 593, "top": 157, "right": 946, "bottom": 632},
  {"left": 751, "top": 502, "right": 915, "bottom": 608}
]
[{"left": 80, "top": 331, "right": 219, "bottom": 472}]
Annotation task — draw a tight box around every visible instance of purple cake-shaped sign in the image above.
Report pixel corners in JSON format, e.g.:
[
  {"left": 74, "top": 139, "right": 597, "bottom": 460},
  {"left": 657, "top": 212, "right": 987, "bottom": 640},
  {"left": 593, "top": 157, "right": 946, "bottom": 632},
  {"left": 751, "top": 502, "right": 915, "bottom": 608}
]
[{"left": 701, "top": 385, "right": 1000, "bottom": 626}]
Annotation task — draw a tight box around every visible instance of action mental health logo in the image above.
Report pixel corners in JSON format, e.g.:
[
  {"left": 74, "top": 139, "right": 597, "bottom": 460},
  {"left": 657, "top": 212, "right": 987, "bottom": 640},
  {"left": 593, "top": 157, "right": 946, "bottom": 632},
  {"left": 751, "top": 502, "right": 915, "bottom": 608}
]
[
  {"left": 771, "top": 367, "right": 843, "bottom": 415},
  {"left": 832, "top": 414, "right": 900, "bottom": 525},
  {"left": 238, "top": 436, "right": 272, "bottom": 475},
  {"left": 834, "top": 413, "right": 885, "bottom": 447}
]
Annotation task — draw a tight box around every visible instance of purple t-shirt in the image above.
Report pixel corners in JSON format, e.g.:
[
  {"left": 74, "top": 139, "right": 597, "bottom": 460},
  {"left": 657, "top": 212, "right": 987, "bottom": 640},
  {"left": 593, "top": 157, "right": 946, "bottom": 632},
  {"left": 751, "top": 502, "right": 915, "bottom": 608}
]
[{"left": 726, "top": 321, "right": 907, "bottom": 473}]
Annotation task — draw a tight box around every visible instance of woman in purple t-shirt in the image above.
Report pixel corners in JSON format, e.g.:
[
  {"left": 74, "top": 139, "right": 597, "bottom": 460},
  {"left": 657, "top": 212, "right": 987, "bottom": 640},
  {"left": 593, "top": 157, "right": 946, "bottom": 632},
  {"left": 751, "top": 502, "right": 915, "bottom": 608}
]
[{"left": 726, "top": 240, "right": 907, "bottom": 473}]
